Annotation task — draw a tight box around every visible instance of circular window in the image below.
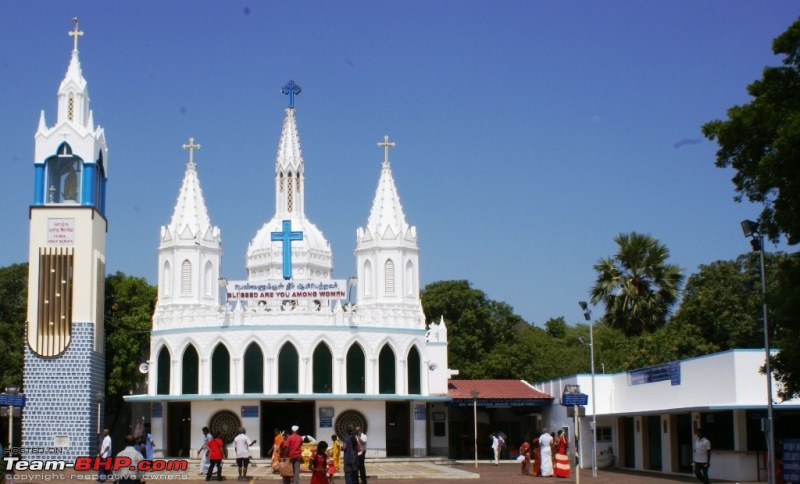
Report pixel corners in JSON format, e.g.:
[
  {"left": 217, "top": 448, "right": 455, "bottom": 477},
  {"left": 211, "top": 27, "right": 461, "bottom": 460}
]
[
  {"left": 209, "top": 410, "right": 241, "bottom": 445},
  {"left": 335, "top": 409, "right": 368, "bottom": 439}
]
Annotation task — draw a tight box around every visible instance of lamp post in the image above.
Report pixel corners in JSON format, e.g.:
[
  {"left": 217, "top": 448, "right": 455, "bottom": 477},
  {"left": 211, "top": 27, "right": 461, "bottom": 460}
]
[
  {"left": 579, "top": 302, "right": 597, "bottom": 478},
  {"left": 471, "top": 389, "right": 479, "bottom": 468},
  {"left": 5, "top": 386, "right": 19, "bottom": 452},
  {"left": 741, "top": 219, "right": 775, "bottom": 484}
]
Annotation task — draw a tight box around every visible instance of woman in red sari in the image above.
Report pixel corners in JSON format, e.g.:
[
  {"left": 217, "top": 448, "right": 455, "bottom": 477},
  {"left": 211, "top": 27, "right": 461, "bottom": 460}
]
[
  {"left": 554, "top": 430, "right": 571, "bottom": 478},
  {"left": 531, "top": 438, "right": 541, "bottom": 477},
  {"left": 309, "top": 441, "right": 329, "bottom": 484}
]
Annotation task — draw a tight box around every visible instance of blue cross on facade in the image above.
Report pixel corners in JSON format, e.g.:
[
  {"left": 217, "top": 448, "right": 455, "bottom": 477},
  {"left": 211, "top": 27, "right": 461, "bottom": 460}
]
[
  {"left": 282, "top": 80, "right": 301, "bottom": 108},
  {"left": 271, "top": 219, "right": 304, "bottom": 280}
]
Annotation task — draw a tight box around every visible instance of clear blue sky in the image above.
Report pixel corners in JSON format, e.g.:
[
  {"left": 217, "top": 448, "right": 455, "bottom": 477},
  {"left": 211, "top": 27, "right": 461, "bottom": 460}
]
[{"left": 1, "top": 2, "right": 797, "bottom": 327}]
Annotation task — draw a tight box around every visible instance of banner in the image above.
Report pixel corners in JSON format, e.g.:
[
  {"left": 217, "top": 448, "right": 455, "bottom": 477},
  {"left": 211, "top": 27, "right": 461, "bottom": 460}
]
[{"left": 225, "top": 279, "right": 347, "bottom": 301}]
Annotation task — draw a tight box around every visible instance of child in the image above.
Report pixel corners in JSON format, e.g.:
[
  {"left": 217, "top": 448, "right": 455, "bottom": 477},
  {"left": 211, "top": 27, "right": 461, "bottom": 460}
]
[{"left": 326, "top": 453, "right": 336, "bottom": 483}]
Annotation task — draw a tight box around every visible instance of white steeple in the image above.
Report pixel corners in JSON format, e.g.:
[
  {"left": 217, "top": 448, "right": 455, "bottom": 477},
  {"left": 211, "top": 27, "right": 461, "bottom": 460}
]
[
  {"left": 246, "top": 87, "right": 332, "bottom": 282},
  {"left": 355, "top": 135, "right": 421, "bottom": 315},
  {"left": 156, "top": 138, "right": 222, "bottom": 312}
]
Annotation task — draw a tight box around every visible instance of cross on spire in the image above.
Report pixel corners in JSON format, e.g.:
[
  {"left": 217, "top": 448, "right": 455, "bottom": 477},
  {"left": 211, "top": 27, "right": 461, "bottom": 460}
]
[
  {"left": 378, "top": 135, "right": 396, "bottom": 164},
  {"left": 182, "top": 137, "right": 201, "bottom": 168},
  {"left": 69, "top": 17, "right": 83, "bottom": 52},
  {"left": 282, "top": 80, "right": 301, "bottom": 108},
  {"left": 271, "top": 220, "right": 304, "bottom": 280}
]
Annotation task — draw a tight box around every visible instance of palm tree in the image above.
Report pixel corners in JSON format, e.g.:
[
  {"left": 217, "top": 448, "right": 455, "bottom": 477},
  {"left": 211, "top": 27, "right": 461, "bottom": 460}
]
[{"left": 590, "top": 232, "right": 684, "bottom": 337}]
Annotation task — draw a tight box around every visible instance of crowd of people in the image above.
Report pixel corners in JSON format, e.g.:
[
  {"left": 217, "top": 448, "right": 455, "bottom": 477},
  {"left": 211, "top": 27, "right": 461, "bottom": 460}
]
[{"left": 509, "top": 428, "right": 571, "bottom": 478}]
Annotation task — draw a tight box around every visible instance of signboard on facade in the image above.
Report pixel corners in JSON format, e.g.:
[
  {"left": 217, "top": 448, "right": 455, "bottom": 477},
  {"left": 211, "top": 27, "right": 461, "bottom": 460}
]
[
  {"left": 628, "top": 361, "right": 681, "bottom": 386},
  {"left": 784, "top": 438, "right": 800, "bottom": 483},
  {"left": 445, "top": 398, "right": 551, "bottom": 408},
  {"left": 47, "top": 218, "right": 74, "bottom": 245},
  {"left": 0, "top": 394, "right": 26, "bottom": 407},
  {"left": 561, "top": 393, "right": 588, "bottom": 406},
  {"left": 414, "top": 404, "right": 426, "bottom": 421},
  {"left": 225, "top": 280, "right": 347, "bottom": 301}
]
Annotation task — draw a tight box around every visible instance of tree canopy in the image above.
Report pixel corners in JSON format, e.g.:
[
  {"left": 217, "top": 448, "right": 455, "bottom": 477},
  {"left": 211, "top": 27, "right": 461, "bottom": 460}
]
[
  {"left": 590, "top": 232, "right": 684, "bottom": 337},
  {"left": 0, "top": 263, "right": 27, "bottom": 389},
  {"left": 702, "top": 17, "right": 800, "bottom": 244}
]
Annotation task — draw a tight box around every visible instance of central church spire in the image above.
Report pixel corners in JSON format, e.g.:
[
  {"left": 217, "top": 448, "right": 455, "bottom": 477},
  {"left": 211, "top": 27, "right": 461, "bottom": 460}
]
[{"left": 246, "top": 81, "right": 332, "bottom": 281}]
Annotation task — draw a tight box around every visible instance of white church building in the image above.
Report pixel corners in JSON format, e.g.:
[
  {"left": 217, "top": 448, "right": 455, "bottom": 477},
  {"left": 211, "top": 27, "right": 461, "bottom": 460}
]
[{"left": 125, "top": 83, "right": 452, "bottom": 458}]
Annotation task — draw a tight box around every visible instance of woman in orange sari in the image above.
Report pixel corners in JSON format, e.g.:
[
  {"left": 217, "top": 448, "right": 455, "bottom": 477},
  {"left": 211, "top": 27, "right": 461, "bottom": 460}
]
[
  {"left": 271, "top": 428, "right": 284, "bottom": 473},
  {"left": 531, "top": 438, "right": 541, "bottom": 477},
  {"left": 554, "top": 430, "right": 571, "bottom": 478}
]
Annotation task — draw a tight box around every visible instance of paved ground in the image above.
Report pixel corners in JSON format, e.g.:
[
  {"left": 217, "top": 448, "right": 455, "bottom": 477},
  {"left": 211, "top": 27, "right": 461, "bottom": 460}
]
[{"left": 5, "top": 459, "right": 754, "bottom": 483}]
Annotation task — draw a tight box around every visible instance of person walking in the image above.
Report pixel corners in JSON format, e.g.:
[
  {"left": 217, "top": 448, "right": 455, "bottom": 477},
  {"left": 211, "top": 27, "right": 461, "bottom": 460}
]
[
  {"left": 693, "top": 428, "right": 711, "bottom": 484},
  {"left": 309, "top": 440, "right": 329, "bottom": 484},
  {"left": 97, "top": 428, "right": 112, "bottom": 482},
  {"left": 233, "top": 427, "right": 256, "bottom": 481},
  {"left": 285, "top": 425, "right": 303, "bottom": 484},
  {"left": 341, "top": 427, "right": 360, "bottom": 484},
  {"left": 271, "top": 428, "right": 284, "bottom": 473},
  {"left": 355, "top": 425, "right": 368, "bottom": 484},
  {"left": 205, "top": 431, "right": 224, "bottom": 482},
  {"left": 490, "top": 432, "right": 505, "bottom": 466},
  {"left": 198, "top": 427, "right": 212, "bottom": 476}
]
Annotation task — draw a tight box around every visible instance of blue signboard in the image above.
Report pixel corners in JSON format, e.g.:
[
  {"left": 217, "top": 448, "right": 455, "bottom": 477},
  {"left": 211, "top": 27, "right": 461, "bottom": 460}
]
[
  {"left": 0, "top": 394, "right": 25, "bottom": 407},
  {"left": 561, "top": 393, "right": 589, "bottom": 406},
  {"left": 784, "top": 438, "right": 800, "bottom": 483},
  {"left": 628, "top": 361, "right": 681, "bottom": 386},
  {"left": 241, "top": 406, "right": 259, "bottom": 418}
]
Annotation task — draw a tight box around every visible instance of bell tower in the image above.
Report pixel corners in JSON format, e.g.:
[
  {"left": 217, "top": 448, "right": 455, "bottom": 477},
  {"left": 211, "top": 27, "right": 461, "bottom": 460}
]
[{"left": 22, "top": 18, "right": 109, "bottom": 460}]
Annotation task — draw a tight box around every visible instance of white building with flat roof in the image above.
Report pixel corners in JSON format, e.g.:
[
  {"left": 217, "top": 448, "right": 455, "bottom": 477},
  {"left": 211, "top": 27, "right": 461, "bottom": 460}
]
[{"left": 532, "top": 349, "right": 800, "bottom": 482}]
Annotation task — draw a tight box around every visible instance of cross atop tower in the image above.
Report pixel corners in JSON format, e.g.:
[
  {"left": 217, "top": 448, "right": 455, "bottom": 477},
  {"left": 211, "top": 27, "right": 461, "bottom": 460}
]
[
  {"left": 378, "top": 135, "right": 396, "bottom": 165},
  {"left": 182, "top": 137, "right": 201, "bottom": 168},
  {"left": 69, "top": 17, "right": 83, "bottom": 52},
  {"left": 282, "top": 80, "right": 301, "bottom": 108}
]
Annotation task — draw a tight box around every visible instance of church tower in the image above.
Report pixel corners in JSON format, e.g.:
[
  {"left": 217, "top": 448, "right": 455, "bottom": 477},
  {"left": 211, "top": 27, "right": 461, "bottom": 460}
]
[
  {"left": 152, "top": 138, "right": 222, "bottom": 330},
  {"left": 23, "top": 19, "right": 109, "bottom": 460},
  {"left": 355, "top": 136, "right": 422, "bottom": 317}
]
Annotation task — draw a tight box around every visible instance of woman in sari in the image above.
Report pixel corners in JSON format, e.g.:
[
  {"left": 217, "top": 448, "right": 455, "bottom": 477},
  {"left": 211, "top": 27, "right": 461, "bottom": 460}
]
[
  {"left": 531, "top": 438, "right": 541, "bottom": 477},
  {"left": 554, "top": 430, "right": 571, "bottom": 478},
  {"left": 271, "top": 428, "right": 284, "bottom": 473}
]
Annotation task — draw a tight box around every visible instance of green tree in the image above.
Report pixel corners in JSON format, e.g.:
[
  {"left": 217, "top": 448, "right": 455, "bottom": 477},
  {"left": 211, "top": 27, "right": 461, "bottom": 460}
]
[
  {"left": 702, "top": 17, "right": 800, "bottom": 398},
  {"left": 702, "top": 17, "right": 800, "bottom": 245},
  {"left": 104, "top": 272, "right": 157, "bottom": 415},
  {"left": 0, "top": 263, "right": 27, "bottom": 389},
  {"left": 590, "top": 232, "right": 684, "bottom": 337},
  {"left": 670, "top": 254, "right": 783, "bottom": 351},
  {"left": 421, "top": 280, "right": 525, "bottom": 379}
]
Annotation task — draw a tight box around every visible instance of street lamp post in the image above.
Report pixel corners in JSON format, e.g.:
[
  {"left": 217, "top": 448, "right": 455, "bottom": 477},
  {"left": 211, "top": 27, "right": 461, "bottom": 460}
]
[
  {"left": 741, "top": 220, "right": 775, "bottom": 484},
  {"left": 579, "top": 302, "right": 597, "bottom": 478},
  {"left": 471, "top": 389, "right": 479, "bottom": 468},
  {"left": 5, "top": 386, "right": 20, "bottom": 452}
]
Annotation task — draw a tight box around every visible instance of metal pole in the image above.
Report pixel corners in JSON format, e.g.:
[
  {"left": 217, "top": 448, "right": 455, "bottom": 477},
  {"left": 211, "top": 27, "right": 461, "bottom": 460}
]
[
  {"left": 758, "top": 237, "right": 776, "bottom": 484},
  {"left": 473, "top": 397, "right": 478, "bottom": 468},
  {"left": 574, "top": 404, "right": 580, "bottom": 484},
  {"left": 7, "top": 405, "right": 12, "bottom": 451},
  {"left": 590, "top": 321, "right": 597, "bottom": 477}
]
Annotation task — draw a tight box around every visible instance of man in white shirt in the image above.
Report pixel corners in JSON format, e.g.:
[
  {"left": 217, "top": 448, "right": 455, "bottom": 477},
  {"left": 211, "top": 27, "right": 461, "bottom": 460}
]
[
  {"left": 539, "top": 429, "right": 554, "bottom": 477},
  {"left": 115, "top": 435, "right": 144, "bottom": 483},
  {"left": 693, "top": 428, "right": 711, "bottom": 484},
  {"left": 233, "top": 427, "right": 256, "bottom": 481},
  {"left": 97, "top": 428, "right": 112, "bottom": 482}
]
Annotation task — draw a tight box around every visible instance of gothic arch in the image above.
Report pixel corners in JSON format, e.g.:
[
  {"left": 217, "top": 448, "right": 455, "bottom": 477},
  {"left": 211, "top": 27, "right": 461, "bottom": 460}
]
[
  {"left": 181, "top": 343, "right": 199, "bottom": 395},
  {"left": 346, "top": 343, "right": 366, "bottom": 394},
  {"left": 243, "top": 342, "right": 264, "bottom": 394},
  {"left": 203, "top": 260, "right": 214, "bottom": 297},
  {"left": 384, "top": 259, "right": 396, "bottom": 295},
  {"left": 278, "top": 342, "right": 299, "bottom": 393},
  {"left": 211, "top": 343, "right": 230, "bottom": 394},
  {"left": 312, "top": 342, "right": 333, "bottom": 394},
  {"left": 378, "top": 344, "right": 396, "bottom": 394},
  {"left": 156, "top": 345, "right": 171, "bottom": 395},
  {"left": 363, "top": 260, "right": 372, "bottom": 296},
  {"left": 405, "top": 259, "right": 415, "bottom": 295},
  {"left": 407, "top": 345, "right": 422, "bottom": 395}
]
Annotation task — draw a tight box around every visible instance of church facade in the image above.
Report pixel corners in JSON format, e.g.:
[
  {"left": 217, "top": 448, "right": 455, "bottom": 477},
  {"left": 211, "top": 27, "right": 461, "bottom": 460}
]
[{"left": 126, "top": 84, "right": 451, "bottom": 458}]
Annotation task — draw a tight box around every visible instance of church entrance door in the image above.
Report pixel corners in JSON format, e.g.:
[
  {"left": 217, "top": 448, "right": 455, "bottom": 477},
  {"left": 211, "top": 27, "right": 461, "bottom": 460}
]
[
  {"left": 167, "top": 402, "right": 191, "bottom": 457},
  {"left": 386, "top": 402, "right": 410, "bottom": 456},
  {"left": 261, "top": 401, "right": 315, "bottom": 440}
]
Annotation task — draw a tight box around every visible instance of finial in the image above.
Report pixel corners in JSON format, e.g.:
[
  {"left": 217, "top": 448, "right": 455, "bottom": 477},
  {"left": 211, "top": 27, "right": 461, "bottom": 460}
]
[
  {"left": 282, "top": 80, "right": 301, "bottom": 108},
  {"left": 182, "top": 137, "right": 201, "bottom": 168},
  {"left": 377, "top": 135, "right": 396, "bottom": 165},
  {"left": 69, "top": 17, "right": 84, "bottom": 52}
]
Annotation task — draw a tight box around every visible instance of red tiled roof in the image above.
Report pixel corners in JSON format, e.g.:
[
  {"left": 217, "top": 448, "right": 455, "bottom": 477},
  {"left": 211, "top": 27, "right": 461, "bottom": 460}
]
[{"left": 448, "top": 379, "right": 552, "bottom": 400}]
